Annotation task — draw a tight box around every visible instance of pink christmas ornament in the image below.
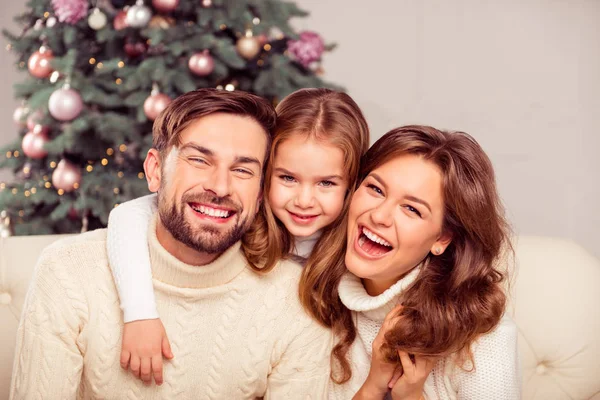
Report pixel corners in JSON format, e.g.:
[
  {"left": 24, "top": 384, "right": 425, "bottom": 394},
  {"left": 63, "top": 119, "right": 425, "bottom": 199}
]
[
  {"left": 51, "top": 0, "right": 89, "bottom": 24},
  {"left": 144, "top": 92, "right": 171, "bottom": 121},
  {"left": 114, "top": 10, "right": 128, "bottom": 30},
  {"left": 49, "top": 87, "right": 83, "bottom": 121},
  {"left": 287, "top": 31, "right": 325, "bottom": 68},
  {"left": 21, "top": 130, "right": 50, "bottom": 159},
  {"left": 13, "top": 105, "right": 29, "bottom": 127},
  {"left": 188, "top": 51, "right": 215, "bottom": 76},
  {"left": 28, "top": 49, "right": 54, "bottom": 79},
  {"left": 152, "top": 0, "right": 179, "bottom": 13},
  {"left": 52, "top": 159, "right": 82, "bottom": 192}
]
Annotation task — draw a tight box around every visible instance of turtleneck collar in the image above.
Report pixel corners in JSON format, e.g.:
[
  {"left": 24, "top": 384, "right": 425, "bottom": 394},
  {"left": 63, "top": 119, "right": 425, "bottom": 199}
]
[
  {"left": 338, "top": 266, "right": 421, "bottom": 322},
  {"left": 148, "top": 216, "right": 247, "bottom": 289},
  {"left": 292, "top": 230, "right": 322, "bottom": 259}
]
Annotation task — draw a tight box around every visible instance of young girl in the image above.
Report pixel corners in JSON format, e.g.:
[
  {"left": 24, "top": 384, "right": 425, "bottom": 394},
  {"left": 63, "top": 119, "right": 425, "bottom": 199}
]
[{"left": 107, "top": 88, "right": 370, "bottom": 385}]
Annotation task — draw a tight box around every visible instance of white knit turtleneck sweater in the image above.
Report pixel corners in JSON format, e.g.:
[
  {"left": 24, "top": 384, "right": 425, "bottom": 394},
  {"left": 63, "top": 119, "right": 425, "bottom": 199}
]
[
  {"left": 330, "top": 270, "right": 521, "bottom": 400},
  {"left": 11, "top": 218, "right": 332, "bottom": 399}
]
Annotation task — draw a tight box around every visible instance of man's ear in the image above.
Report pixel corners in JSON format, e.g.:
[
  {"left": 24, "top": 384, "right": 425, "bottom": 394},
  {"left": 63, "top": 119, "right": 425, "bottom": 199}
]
[
  {"left": 144, "top": 149, "right": 161, "bottom": 192},
  {"left": 431, "top": 231, "right": 453, "bottom": 256}
]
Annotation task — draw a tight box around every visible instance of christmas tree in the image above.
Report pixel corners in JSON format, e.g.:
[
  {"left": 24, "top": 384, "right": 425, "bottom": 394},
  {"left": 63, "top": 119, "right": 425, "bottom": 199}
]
[{"left": 0, "top": 0, "right": 338, "bottom": 236}]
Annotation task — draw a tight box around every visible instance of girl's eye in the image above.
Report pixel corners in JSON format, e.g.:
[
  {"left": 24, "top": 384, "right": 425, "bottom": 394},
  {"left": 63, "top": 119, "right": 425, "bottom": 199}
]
[
  {"left": 405, "top": 205, "right": 422, "bottom": 217},
  {"left": 279, "top": 175, "right": 296, "bottom": 183},
  {"left": 319, "top": 180, "right": 336, "bottom": 188},
  {"left": 367, "top": 183, "right": 384, "bottom": 196}
]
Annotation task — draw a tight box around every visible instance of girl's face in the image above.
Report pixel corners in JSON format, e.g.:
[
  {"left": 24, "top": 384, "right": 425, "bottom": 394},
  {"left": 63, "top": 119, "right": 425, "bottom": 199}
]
[
  {"left": 269, "top": 135, "right": 348, "bottom": 237},
  {"left": 345, "top": 154, "right": 451, "bottom": 295}
]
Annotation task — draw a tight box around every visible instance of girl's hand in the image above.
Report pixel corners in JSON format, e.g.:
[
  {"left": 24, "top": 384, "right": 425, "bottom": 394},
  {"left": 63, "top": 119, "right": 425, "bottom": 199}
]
[
  {"left": 389, "top": 351, "right": 437, "bottom": 400},
  {"left": 120, "top": 319, "right": 173, "bottom": 385},
  {"left": 353, "top": 304, "right": 403, "bottom": 399}
]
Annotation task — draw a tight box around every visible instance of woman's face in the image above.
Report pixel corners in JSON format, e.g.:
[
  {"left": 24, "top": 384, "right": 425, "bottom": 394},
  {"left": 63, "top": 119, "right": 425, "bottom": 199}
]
[{"left": 345, "top": 154, "right": 451, "bottom": 295}]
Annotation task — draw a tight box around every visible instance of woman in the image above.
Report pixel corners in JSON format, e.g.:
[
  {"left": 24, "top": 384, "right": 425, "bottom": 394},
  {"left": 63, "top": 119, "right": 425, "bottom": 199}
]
[{"left": 300, "top": 125, "right": 520, "bottom": 399}]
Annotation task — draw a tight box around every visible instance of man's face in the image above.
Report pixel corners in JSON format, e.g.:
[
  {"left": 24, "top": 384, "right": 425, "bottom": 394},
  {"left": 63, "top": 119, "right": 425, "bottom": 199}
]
[{"left": 146, "top": 113, "right": 267, "bottom": 259}]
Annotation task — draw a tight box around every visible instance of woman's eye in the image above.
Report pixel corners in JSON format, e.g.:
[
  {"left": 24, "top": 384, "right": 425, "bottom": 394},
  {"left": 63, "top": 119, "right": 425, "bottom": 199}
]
[
  {"left": 405, "top": 205, "right": 422, "bottom": 217},
  {"left": 367, "top": 183, "right": 383, "bottom": 195},
  {"left": 280, "top": 175, "right": 296, "bottom": 183},
  {"left": 319, "top": 180, "right": 336, "bottom": 188}
]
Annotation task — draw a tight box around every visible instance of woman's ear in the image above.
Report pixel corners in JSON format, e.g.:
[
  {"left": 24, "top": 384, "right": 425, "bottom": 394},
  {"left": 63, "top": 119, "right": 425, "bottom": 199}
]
[
  {"left": 144, "top": 149, "right": 161, "bottom": 192},
  {"left": 431, "top": 231, "right": 452, "bottom": 256}
]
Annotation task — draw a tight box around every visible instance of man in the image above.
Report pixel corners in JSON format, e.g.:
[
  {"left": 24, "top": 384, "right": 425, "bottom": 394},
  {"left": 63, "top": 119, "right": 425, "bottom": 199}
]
[{"left": 10, "top": 89, "right": 331, "bottom": 399}]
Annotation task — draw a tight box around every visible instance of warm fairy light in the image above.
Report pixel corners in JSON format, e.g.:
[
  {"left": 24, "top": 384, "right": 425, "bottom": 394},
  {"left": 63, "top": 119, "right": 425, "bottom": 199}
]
[
  {"left": 219, "top": 24, "right": 227, "bottom": 30},
  {"left": 116, "top": 78, "right": 123, "bottom": 85},
  {"left": 113, "top": 187, "right": 120, "bottom": 194},
  {"left": 73, "top": 183, "right": 79, "bottom": 189},
  {"left": 114, "top": 203, "right": 120, "bottom": 208},
  {"left": 138, "top": 172, "right": 145, "bottom": 179},
  {"left": 11, "top": 188, "right": 18, "bottom": 194},
  {"left": 119, "top": 144, "right": 127, "bottom": 152},
  {"left": 106, "top": 148, "right": 114, "bottom": 155},
  {"left": 5, "top": 151, "right": 11, "bottom": 158},
  {"left": 24, "top": 191, "right": 30, "bottom": 197},
  {"left": 44, "top": 182, "right": 51, "bottom": 188},
  {"left": 13, "top": 151, "right": 20, "bottom": 157},
  {"left": 252, "top": 17, "right": 260, "bottom": 25},
  {"left": 31, "top": 187, "right": 37, "bottom": 194},
  {"left": 44, "top": 12, "right": 50, "bottom": 18},
  {"left": 23, "top": 166, "right": 31, "bottom": 174},
  {"left": 97, "top": 62, "right": 104, "bottom": 69},
  {"left": 6, "top": 44, "right": 12, "bottom": 51},
  {"left": 19, "top": 61, "right": 25, "bottom": 68},
  {"left": 43, "top": 175, "right": 49, "bottom": 181},
  {"left": 117, "top": 171, "right": 124, "bottom": 178},
  {"left": 101, "top": 158, "right": 108, "bottom": 166},
  {"left": 86, "top": 165, "right": 93, "bottom": 172},
  {"left": 263, "top": 44, "right": 271, "bottom": 51},
  {"left": 50, "top": 161, "right": 57, "bottom": 168},
  {"left": 257, "top": 60, "right": 264, "bottom": 66},
  {"left": 18, "top": 210, "right": 25, "bottom": 217},
  {"left": 57, "top": 189, "right": 64, "bottom": 195},
  {"left": 118, "top": 61, "right": 125, "bottom": 68},
  {"left": 225, "top": 84, "right": 235, "bottom": 91},
  {"left": 89, "top": 58, "right": 96, "bottom": 64},
  {"left": 0, "top": 183, "right": 5, "bottom": 189}
]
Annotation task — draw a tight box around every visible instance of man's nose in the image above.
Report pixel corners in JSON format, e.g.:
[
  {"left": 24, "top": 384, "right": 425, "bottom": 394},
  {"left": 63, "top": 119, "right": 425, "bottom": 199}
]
[{"left": 203, "top": 167, "right": 232, "bottom": 198}]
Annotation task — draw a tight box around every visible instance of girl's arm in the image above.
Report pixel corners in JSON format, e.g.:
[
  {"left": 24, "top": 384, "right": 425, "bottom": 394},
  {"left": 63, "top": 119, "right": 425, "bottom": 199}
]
[{"left": 107, "top": 193, "right": 158, "bottom": 322}]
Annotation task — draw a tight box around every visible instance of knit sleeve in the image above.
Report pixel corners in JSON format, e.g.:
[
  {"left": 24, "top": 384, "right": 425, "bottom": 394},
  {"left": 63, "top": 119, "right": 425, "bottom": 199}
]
[
  {"left": 453, "top": 314, "right": 521, "bottom": 399},
  {"left": 10, "top": 246, "right": 87, "bottom": 399},
  {"left": 106, "top": 193, "right": 158, "bottom": 323},
  {"left": 264, "top": 311, "right": 332, "bottom": 399}
]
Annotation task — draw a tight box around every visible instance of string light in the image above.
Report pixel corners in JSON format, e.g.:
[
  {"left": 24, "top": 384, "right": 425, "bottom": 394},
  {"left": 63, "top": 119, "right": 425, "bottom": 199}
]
[
  {"left": 13, "top": 151, "right": 20, "bottom": 157},
  {"left": 6, "top": 44, "right": 12, "bottom": 51},
  {"left": 31, "top": 188, "right": 37, "bottom": 194},
  {"left": 114, "top": 203, "right": 120, "bottom": 208},
  {"left": 101, "top": 158, "right": 108, "bottom": 166},
  {"left": 0, "top": 183, "right": 5, "bottom": 189},
  {"left": 106, "top": 148, "right": 114, "bottom": 155},
  {"left": 5, "top": 151, "right": 12, "bottom": 158},
  {"left": 50, "top": 161, "right": 57, "bottom": 168},
  {"left": 44, "top": 182, "right": 51, "bottom": 188},
  {"left": 24, "top": 191, "right": 31, "bottom": 197},
  {"left": 225, "top": 84, "right": 235, "bottom": 91},
  {"left": 42, "top": 175, "right": 48, "bottom": 181},
  {"left": 18, "top": 210, "right": 25, "bottom": 217},
  {"left": 11, "top": 188, "right": 17, "bottom": 194},
  {"left": 119, "top": 144, "right": 127, "bottom": 152},
  {"left": 86, "top": 165, "right": 93, "bottom": 172},
  {"left": 19, "top": 61, "right": 25, "bottom": 68},
  {"left": 219, "top": 24, "right": 227, "bottom": 30},
  {"left": 252, "top": 17, "right": 260, "bottom": 25},
  {"left": 73, "top": 183, "right": 80, "bottom": 189},
  {"left": 113, "top": 187, "right": 120, "bottom": 194},
  {"left": 263, "top": 44, "right": 271, "bottom": 51},
  {"left": 57, "top": 189, "right": 64, "bottom": 195},
  {"left": 43, "top": 12, "right": 50, "bottom": 18},
  {"left": 117, "top": 171, "right": 124, "bottom": 178},
  {"left": 118, "top": 61, "right": 125, "bottom": 68},
  {"left": 138, "top": 172, "right": 145, "bottom": 179},
  {"left": 116, "top": 78, "right": 123, "bottom": 85},
  {"left": 97, "top": 62, "right": 104, "bottom": 69},
  {"left": 89, "top": 58, "right": 96, "bottom": 65}
]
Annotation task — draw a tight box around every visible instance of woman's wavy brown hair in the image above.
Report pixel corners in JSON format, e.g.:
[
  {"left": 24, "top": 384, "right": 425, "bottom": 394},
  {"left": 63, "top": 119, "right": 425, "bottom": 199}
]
[
  {"left": 242, "top": 88, "right": 370, "bottom": 272},
  {"left": 300, "top": 125, "right": 513, "bottom": 383}
]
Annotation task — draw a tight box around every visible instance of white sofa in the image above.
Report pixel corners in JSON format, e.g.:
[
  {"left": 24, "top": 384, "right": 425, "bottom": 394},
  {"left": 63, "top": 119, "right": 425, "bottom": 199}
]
[{"left": 0, "top": 233, "right": 599, "bottom": 399}]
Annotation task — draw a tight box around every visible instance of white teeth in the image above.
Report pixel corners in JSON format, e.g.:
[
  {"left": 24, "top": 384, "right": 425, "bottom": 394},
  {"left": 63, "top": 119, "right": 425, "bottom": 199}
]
[
  {"left": 193, "top": 205, "right": 230, "bottom": 218},
  {"left": 362, "top": 227, "right": 392, "bottom": 247}
]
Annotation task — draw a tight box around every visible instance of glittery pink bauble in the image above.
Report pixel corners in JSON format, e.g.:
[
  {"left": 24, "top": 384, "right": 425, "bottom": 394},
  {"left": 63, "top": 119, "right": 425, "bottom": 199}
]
[
  {"left": 21, "top": 130, "right": 50, "bottom": 159},
  {"left": 52, "top": 159, "right": 81, "bottom": 192},
  {"left": 188, "top": 51, "right": 215, "bottom": 76},
  {"left": 13, "top": 105, "right": 29, "bottom": 127},
  {"left": 152, "top": 0, "right": 179, "bottom": 13},
  {"left": 28, "top": 50, "right": 54, "bottom": 78},
  {"left": 287, "top": 31, "right": 325, "bottom": 68},
  {"left": 114, "top": 10, "right": 128, "bottom": 30},
  {"left": 48, "top": 87, "right": 83, "bottom": 121},
  {"left": 144, "top": 93, "right": 171, "bottom": 121},
  {"left": 51, "top": 0, "right": 89, "bottom": 24}
]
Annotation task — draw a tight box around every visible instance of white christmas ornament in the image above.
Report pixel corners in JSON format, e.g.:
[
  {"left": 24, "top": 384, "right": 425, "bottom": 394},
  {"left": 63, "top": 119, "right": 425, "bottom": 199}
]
[
  {"left": 126, "top": 0, "right": 152, "bottom": 28},
  {"left": 88, "top": 8, "right": 107, "bottom": 30}
]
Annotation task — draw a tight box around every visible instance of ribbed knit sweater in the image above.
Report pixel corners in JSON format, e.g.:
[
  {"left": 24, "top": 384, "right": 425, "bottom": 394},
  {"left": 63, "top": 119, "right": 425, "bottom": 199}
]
[
  {"left": 329, "top": 271, "right": 521, "bottom": 399},
  {"left": 10, "top": 218, "right": 332, "bottom": 399}
]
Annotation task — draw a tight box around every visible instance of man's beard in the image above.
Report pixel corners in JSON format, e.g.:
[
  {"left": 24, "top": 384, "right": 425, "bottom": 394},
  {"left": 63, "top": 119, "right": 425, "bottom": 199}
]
[{"left": 158, "top": 192, "right": 253, "bottom": 255}]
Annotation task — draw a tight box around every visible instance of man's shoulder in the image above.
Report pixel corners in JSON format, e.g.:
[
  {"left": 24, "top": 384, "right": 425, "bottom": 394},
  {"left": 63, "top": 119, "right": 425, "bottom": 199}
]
[{"left": 40, "top": 228, "right": 108, "bottom": 264}]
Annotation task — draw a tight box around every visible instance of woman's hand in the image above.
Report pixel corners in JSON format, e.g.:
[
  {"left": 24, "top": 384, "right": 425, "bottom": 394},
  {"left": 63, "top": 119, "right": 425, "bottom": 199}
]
[
  {"left": 353, "top": 305, "right": 403, "bottom": 399},
  {"left": 389, "top": 351, "right": 437, "bottom": 400},
  {"left": 120, "top": 319, "right": 173, "bottom": 385}
]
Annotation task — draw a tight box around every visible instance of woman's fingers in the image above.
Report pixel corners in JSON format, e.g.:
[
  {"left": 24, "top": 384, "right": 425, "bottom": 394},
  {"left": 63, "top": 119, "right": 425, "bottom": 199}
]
[{"left": 398, "top": 351, "right": 416, "bottom": 377}]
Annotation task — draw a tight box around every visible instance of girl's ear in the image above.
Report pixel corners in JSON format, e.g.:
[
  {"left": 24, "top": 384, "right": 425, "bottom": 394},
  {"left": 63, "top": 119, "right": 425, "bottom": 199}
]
[{"left": 431, "top": 231, "right": 452, "bottom": 256}]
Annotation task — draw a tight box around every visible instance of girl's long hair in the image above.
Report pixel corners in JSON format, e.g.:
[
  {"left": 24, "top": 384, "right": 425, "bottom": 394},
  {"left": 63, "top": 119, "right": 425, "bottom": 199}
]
[
  {"left": 300, "top": 125, "right": 513, "bottom": 383},
  {"left": 242, "top": 88, "right": 370, "bottom": 273}
]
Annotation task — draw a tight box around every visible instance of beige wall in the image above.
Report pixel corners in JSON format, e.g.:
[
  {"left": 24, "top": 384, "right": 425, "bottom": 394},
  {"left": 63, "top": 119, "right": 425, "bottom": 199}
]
[{"left": 1, "top": 0, "right": 598, "bottom": 257}]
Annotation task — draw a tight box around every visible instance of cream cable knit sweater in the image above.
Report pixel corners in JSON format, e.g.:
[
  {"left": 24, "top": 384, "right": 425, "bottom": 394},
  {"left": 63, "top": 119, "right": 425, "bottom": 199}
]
[
  {"left": 10, "top": 218, "right": 332, "bottom": 399},
  {"left": 330, "top": 271, "right": 521, "bottom": 400}
]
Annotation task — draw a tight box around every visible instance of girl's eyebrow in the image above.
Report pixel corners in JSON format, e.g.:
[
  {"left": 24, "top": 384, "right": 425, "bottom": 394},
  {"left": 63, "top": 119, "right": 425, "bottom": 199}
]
[{"left": 274, "top": 167, "right": 343, "bottom": 181}]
